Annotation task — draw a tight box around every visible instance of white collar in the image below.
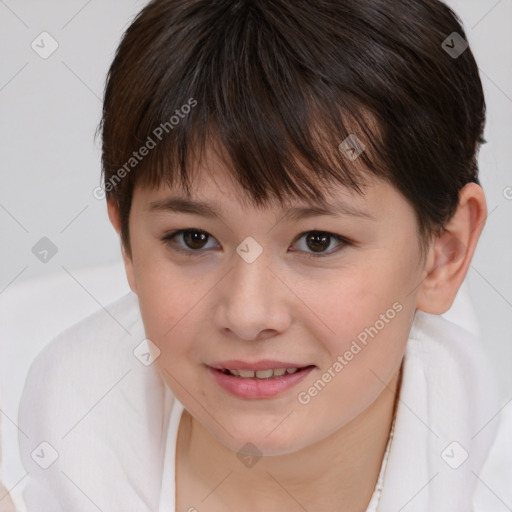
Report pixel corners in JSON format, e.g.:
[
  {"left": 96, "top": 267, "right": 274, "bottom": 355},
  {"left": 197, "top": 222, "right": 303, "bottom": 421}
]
[{"left": 157, "top": 311, "right": 501, "bottom": 511}]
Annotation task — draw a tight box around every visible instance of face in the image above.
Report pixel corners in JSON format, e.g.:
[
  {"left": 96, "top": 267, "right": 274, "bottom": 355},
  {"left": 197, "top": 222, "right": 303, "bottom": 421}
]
[{"left": 121, "top": 149, "right": 425, "bottom": 457}]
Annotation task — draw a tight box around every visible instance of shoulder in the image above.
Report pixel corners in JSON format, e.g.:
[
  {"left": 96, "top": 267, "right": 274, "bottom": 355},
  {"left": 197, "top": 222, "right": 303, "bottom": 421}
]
[
  {"left": 18, "top": 291, "right": 146, "bottom": 422},
  {"left": 473, "top": 402, "right": 512, "bottom": 511},
  {"left": 27, "top": 290, "right": 144, "bottom": 367},
  {"left": 17, "top": 292, "right": 174, "bottom": 512}
]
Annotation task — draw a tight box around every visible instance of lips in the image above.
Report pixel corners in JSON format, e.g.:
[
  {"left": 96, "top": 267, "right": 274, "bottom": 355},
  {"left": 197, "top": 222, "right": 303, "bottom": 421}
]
[
  {"left": 208, "top": 360, "right": 311, "bottom": 371},
  {"left": 222, "top": 367, "right": 303, "bottom": 379},
  {"left": 207, "top": 363, "right": 316, "bottom": 399}
]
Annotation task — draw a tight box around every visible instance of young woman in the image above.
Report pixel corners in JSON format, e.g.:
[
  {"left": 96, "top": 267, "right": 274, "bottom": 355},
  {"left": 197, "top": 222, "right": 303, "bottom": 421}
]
[{"left": 14, "top": 1, "right": 511, "bottom": 510}]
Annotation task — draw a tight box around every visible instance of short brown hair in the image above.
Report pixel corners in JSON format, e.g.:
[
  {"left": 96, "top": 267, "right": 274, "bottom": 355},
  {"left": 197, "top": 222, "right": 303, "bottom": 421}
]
[{"left": 98, "top": 0, "right": 486, "bottom": 259}]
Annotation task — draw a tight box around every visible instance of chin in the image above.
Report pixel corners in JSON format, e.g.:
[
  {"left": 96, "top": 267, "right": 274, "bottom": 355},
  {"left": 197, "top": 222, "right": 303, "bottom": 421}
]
[{"left": 212, "top": 425, "right": 305, "bottom": 458}]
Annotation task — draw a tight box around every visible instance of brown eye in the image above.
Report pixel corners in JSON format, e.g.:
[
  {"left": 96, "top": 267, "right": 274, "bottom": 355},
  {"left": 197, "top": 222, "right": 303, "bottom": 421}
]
[
  {"left": 161, "top": 229, "right": 219, "bottom": 255},
  {"left": 292, "top": 230, "right": 349, "bottom": 258},
  {"left": 305, "top": 232, "right": 331, "bottom": 252},
  {"left": 181, "top": 230, "right": 209, "bottom": 249},
  {"left": 161, "top": 229, "right": 349, "bottom": 259}
]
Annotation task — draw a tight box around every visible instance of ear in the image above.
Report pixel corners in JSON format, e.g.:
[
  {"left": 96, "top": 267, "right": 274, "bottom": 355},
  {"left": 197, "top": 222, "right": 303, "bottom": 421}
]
[
  {"left": 107, "top": 197, "right": 138, "bottom": 295},
  {"left": 416, "top": 183, "right": 487, "bottom": 314}
]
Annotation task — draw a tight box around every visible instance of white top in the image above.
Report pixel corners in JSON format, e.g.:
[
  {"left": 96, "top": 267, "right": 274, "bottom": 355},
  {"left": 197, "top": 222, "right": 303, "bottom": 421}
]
[{"left": 16, "top": 291, "right": 512, "bottom": 511}]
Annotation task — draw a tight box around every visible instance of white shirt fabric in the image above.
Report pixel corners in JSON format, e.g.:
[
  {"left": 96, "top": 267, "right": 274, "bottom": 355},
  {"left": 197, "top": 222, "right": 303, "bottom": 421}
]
[{"left": 17, "top": 291, "right": 512, "bottom": 511}]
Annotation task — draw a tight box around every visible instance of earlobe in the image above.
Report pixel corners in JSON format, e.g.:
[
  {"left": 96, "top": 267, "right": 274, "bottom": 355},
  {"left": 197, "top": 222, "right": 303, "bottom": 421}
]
[
  {"left": 416, "top": 183, "right": 487, "bottom": 314},
  {"left": 106, "top": 197, "right": 138, "bottom": 295}
]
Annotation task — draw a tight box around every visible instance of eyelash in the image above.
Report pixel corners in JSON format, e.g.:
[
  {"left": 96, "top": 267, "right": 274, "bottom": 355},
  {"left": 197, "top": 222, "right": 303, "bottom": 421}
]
[{"left": 160, "top": 229, "right": 351, "bottom": 259}]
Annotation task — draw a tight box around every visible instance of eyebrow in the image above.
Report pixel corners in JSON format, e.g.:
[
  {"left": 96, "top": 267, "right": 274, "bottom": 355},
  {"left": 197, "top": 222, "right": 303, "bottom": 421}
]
[{"left": 147, "top": 196, "right": 375, "bottom": 221}]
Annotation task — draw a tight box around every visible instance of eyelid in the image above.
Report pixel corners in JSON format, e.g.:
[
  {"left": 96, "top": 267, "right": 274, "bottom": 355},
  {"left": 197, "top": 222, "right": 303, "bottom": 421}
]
[
  {"left": 291, "top": 230, "right": 350, "bottom": 259},
  {"left": 161, "top": 228, "right": 351, "bottom": 258},
  {"left": 161, "top": 229, "right": 219, "bottom": 257}
]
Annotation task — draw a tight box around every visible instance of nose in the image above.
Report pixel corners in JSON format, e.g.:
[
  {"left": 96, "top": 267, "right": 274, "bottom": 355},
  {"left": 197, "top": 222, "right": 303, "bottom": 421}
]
[{"left": 214, "top": 249, "right": 293, "bottom": 341}]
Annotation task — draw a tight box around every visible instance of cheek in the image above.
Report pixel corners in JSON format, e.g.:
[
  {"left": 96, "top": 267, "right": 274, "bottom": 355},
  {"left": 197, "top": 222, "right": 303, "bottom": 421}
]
[
  {"left": 301, "top": 255, "right": 416, "bottom": 385},
  {"left": 296, "top": 282, "right": 411, "bottom": 432},
  {"left": 130, "top": 247, "right": 218, "bottom": 372},
  {"left": 130, "top": 244, "right": 182, "bottom": 335},
  {"left": 303, "top": 260, "right": 407, "bottom": 339}
]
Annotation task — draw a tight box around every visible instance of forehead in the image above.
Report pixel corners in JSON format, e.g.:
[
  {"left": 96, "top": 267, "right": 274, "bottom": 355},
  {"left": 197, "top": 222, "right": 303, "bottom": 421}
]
[
  {"left": 133, "top": 134, "right": 412, "bottom": 223},
  {"left": 135, "top": 163, "right": 407, "bottom": 226}
]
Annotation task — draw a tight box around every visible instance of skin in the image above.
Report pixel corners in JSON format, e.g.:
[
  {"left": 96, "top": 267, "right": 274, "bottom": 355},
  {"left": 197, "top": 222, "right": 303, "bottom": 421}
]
[
  {"left": 0, "top": 482, "right": 17, "bottom": 512},
  {"left": 0, "top": 416, "right": 18, "bottom": 512},
  {"left": 107, "top": 146, "right": 487, "bottom": 512}
]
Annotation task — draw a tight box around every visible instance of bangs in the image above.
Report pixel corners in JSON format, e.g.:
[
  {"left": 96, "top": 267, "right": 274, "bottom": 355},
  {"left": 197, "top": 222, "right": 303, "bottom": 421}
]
[
  {"left": 101, "top": 0, "right": 486, "bottom": 258},
  {"left": 101, "top": 0, "right": 390, "bottom": 211},
  {"left": 135, "top": 100, "right": 385, "bottom": 208}
]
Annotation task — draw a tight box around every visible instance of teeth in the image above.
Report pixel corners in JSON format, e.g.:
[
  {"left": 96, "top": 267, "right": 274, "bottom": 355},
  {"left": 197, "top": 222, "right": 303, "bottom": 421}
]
[
  {"left": 226, "top": 368, "right": 301, "bottom": 379},
  {"left": 255, "top": 369, "right": 274, "bottom": 379},
  {"left": 238, "top": 369, "right": 255, "bottom": 378}
]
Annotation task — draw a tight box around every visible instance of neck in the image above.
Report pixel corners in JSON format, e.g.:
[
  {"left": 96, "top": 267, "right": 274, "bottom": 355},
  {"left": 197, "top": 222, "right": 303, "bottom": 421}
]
[{"left": 177, "top": 366, "right": 402, "bottom": 512}]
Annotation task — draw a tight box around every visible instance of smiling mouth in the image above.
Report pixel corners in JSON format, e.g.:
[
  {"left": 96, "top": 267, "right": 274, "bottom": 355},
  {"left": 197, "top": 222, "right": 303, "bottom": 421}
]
[{"left": 216, "top": 366, "right": 315, "bottom": 380}]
